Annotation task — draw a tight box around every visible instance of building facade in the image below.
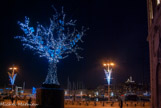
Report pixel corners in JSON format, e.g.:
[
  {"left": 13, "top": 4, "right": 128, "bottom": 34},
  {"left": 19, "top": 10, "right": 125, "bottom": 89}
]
[{"left": 147, "top": 0, "right": 161, "bottom": 108}]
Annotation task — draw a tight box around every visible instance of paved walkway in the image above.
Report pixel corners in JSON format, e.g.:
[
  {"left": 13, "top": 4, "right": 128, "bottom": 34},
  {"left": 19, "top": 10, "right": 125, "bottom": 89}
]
[
  {"left": 65, "top": 101, "right": 150, "bottom": 108},
  {"left": 0, "top": 100, "right": 150, "bottom": 108}
]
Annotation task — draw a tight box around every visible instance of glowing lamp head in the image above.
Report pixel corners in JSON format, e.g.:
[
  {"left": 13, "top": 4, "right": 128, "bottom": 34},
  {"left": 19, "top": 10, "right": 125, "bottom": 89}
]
[
  {"left": 13, "top": 67, "right": 17, "bottom": 70},
  {"left": 110, "top": 63, "right": 115, "bottom": 66},
  {"left": 103, "top": 63, "right": 114, "bottom": 66},
  {"left": 9, "top": 67, "right": 17, "bottom": 70},
  {"left": 103, "top": 63, "right": 107, "bottom": 66}
]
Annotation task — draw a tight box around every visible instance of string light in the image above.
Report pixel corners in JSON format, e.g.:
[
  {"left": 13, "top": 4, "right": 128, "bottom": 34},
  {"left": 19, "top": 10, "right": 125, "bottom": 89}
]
[{"left": 15, "top": 7, "right": 87, "bottom": 85}]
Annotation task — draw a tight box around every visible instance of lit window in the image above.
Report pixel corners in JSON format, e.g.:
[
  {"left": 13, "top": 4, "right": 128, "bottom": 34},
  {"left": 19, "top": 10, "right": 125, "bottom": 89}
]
[
  {"left": 157, "top": 0, "right": 160, "bottom": 5},
  {"left": 150, "top": 0, "right": 153, "bottom": 19}
]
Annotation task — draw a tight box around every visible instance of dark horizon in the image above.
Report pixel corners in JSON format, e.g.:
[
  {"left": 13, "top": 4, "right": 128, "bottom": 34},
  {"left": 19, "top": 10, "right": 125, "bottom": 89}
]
[{"left": 0, "top": 0, "right": 150, "bottom": 89}]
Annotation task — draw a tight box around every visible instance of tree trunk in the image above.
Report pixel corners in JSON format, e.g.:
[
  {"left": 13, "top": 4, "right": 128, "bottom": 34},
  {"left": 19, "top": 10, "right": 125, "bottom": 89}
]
[{"left": 43, "top": 61, "right": 60, "bottom": 85}]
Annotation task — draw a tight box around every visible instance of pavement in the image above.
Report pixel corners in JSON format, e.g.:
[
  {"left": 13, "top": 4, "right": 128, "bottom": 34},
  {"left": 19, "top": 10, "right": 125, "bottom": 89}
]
[
  {"left": 0, "top": 100, "right": 150, "bottom": 108},
  {"left": 65, "top": 101, "right": 150, "bottom": 108}
]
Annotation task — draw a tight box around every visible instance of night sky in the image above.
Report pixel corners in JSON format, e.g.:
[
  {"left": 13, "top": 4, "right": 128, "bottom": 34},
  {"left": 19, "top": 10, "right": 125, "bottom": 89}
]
[{"left": 0, "top": 0, "right": 149, "bottom": 89}]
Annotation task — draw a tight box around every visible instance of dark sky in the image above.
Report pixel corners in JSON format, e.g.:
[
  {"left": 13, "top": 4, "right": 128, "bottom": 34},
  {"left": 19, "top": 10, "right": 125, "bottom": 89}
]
[{"left": 0, "top": 0, "right": 149, "bottom": 89}]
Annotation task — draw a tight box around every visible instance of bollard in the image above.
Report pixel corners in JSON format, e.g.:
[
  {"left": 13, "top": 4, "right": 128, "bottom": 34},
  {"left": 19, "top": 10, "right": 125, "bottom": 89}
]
[
  {"left": 135, "top": 104, "right": 136, "bottom": 107},
  {"left": 79, "top": 102, "right": 81, "bottom": 106},
  {"left": 111, "top": 103, "right": 113, "bottom": 106},
  {"left": 86, "top": 102, "right": 88, "bottom": 106},
  {"left": 94, "top": 101, "right": 97, "bottom": 106},
  {"left": 127, "top": 104, "right": 128, "bottom": 106},
  {"left": 72, "top": 101, "right": 74, "bottom": 105},
  {"left": 102, "top": 101, "right": 104, "bottom": 106}
]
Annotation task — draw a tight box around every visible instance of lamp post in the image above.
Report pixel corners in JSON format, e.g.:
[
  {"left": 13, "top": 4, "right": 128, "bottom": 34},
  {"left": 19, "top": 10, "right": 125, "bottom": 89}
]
[
  {"left": 8, "top": 65, "right": 18, "bottom": 91},
  {"left": 103, "top": 62, "right": 115, "bottom": 102},
  {"left": 80, "top": 91, "right": 83, "bottom": 101}
]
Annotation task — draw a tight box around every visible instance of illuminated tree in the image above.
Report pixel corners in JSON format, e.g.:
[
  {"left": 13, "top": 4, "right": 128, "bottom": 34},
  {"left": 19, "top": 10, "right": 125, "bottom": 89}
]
[
  {"left": 8, "top": 72, "right": 17, "bottom": 86},
  {"left": 15, "top": 7, "right": 87, "bottom": 85}
]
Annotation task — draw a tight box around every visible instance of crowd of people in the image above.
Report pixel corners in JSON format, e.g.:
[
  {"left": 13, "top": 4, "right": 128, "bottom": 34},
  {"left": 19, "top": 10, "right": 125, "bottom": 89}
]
[{"left": 10, "top": 95, "right": 32, "bottom": 106}]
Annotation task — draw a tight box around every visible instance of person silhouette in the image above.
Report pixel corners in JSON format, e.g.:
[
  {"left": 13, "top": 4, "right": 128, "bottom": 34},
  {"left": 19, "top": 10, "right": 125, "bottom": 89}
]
[
  {"left": 28, "top": 97, "right": 32, "bottom": 108},
  {"left": 120, "top": 97, "right": 123, "bottom": 108},
  {"left": 15, "top": 95, "right": 18, "bottom": 106},
  {"left": 11, "top": 95, "right": 14, "bottom": 104}
]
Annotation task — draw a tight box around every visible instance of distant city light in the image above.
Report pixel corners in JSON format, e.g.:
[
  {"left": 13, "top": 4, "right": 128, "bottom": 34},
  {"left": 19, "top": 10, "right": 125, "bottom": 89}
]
[
  {"left": 32, "top": 87, "right": 36, "bottom": 94},
  {"left": 65, "top": 91, "right": 67, "bottom": 95},
  {"left": 80, "top": 91, "right": 83, "bottom": 96},
  {"left": 111, "top": 92, "right": 114, "bottom": 97},
  {"left": 157, "top": 0, "right": 160, "bottom": 5},
  {"left": 96, "top": 91, "right": 99, "bottom": 96}
]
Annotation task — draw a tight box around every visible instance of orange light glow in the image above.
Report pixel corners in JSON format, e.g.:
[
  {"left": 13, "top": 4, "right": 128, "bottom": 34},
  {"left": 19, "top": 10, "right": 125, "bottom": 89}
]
[
  {"left": 13, "top": 67, "right": 17, "bottom": 70},
  {"left": 110, "top": 63, "right": 115, "bottom": 66},
  {"left": 103, "top": 63, "right": 107, "bottom": 66},
  {"left": 9, "top": 67, "right": 17, "bottom": 70}
]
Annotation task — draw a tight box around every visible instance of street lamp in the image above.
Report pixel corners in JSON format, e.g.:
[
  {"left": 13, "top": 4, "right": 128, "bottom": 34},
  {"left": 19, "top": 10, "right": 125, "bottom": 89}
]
[
  {"left": 103, "top": 62, "right": 115, "bottom": 102},
  {"left": 80, "top": 91, "right": 83, "bottom": 101},
  {"left": 8, "top": 65, "right": 18, "bottom": 91}
]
